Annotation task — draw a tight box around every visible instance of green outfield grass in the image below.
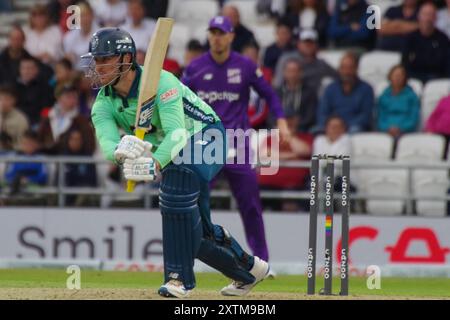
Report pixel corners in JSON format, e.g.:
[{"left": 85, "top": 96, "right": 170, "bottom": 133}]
[{"left": 0, "top": 269, "right": 449, "bottom": 298}]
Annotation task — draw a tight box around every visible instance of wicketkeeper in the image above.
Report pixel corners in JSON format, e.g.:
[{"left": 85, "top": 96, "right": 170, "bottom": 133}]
[{"left": 81, "top": 27, "right": 269, "bottom": 298}]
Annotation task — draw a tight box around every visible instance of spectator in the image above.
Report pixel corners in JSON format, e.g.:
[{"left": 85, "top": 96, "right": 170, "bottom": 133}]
[
  {"left": 316, "top": 52, "right": 374, "bottom": 133},
  {"left": 15, "top": 57, "right": 55, "bottom": 128},
  {"left": 222, "top": 5, "right": 258, "bottom": 52},
  {"left": 242, "top": 42, "right": 272, "bottom": 129},
  {"left": 263, "top": 20, "right": 295, "bottom": 72},
  {"left": 23, "top": 4, "right": 63, "bottom": 65},
  {"left": 313, "top": 115, "right": 351, "bottom": 158},
  {"left": 283, "top": 0, "right": 330, "bottom": 47},
  {"left": 51, "top": 58, "right": 76, "bottom": 93},
  {"left": 62, "top": 129, "right": 98, "bottom": 205},
  {"left": 183, "top": 39, "right": 205, "bottom": 69},
  {"left": 37, "top": 84, "right": 95, "bottom": 155},
  {"left": 377, "top": 0, "right": 419, "bottom": 52},
  {"left": 0, "top": 25, "right": 33, "bottom": 85},
  {"left": 402, "top": 2, "right": 450, "bottom": 83},
  {"left": 258, "top": 114, "right": 313, "bottom": 211},
  {"left": 377, "top": 65, "right": 420, "bottom": 138},
  {"left": 0, "top": 85, "right": 29, "bottom": 151},
  {"left": 120, "top": 0, "right": 156, "bottom": 52},
  {"left": 275, "top": 58, "right": 318, "bottom": 132},
  {"left": 93, "top": 0, "right": 128, "bottom": 27},
  {"left": 47, "top": 0, "right": 76, "bottom": 34},
  {"left": 328, "top": 0, "right": 375, "bottom": 50},
  {"left": 63, "top": 1, "right": 100, "bottom": 69},
  {"left": 425, "top": 93, "right": 450, "bottom": 155},
  {"left": 436, "top": 0, "right": 450, "bottom": 39},
  {"left": 274, "top": 29, "right": 338, "bottom": 94},
  {"left": 5, "top": 130, "right": 48, "bottom": 195}
]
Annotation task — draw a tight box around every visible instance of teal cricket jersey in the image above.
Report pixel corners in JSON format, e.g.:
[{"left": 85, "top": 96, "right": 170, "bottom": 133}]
[{"left": 91, "top": 67, "right": 221, "bottom": 168}]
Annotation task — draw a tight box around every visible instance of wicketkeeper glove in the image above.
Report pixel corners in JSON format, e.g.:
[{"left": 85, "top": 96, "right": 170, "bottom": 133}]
[
  {"left": 123, "top": 157, "right": 157, "bottom": 181},
  {"left": 114, "top": 135, "right": 153, "bottom": 164}
]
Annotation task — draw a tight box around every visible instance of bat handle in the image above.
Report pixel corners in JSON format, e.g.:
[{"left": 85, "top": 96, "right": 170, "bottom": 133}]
[
  {"left": 126, "top": 128, "right": 147, "bottom": 193},
  {"left": 127, "top": 181, "right": 136, "bottom": 193}
]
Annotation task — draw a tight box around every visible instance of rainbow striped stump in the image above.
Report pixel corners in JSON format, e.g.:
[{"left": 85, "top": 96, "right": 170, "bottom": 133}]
[{"left": 325, "top": 216, "right": 333, "bottom": 236}]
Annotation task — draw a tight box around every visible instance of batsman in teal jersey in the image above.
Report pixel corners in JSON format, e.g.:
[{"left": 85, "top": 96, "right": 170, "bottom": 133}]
[{"left": 81, "top": 28, "right": 270, "bottom": 298}]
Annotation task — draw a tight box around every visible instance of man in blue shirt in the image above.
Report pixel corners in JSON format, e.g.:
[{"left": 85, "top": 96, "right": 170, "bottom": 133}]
[{"left": 316, "top": 51, "right": 374, "bottom": 133}]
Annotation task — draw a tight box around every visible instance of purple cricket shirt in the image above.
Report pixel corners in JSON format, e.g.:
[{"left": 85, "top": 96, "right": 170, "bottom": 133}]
[{"left": 182, "top": 51, "right": 284, "bottom": 131}]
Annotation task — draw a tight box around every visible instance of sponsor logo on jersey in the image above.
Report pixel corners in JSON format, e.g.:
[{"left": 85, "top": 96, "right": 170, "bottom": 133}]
[
  {"left": 227, "top": 68, "right": 241, "bottom": 84},
  {"left": 160, "top": 88, "right": 179, "bottom": 103},
  {"left": 197, "top": 91, "right": 240, "bottom": 104},
  {"left": 182, "top": 98, "right": 216, "bottom": 124},
  {"left": 203, "top": 73, "right": 213, "bottom": 80}
]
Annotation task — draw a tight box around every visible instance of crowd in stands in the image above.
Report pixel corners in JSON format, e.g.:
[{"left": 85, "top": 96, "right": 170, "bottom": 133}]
[{"left": 0, "top": 0, "right": 449, "bottom": 214}]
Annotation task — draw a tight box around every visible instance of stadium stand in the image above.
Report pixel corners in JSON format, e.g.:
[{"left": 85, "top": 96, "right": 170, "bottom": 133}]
[
  {"left": 396, "top": 133, "right": 448, "bottom": 217},
  {"left": 0, "top": 0, "right": 449, "bottom": 216}
]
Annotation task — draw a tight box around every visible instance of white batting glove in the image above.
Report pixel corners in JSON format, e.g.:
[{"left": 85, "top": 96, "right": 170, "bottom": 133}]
[
  {"left": 114, "top": 135, "right": 153, "bottom": 164},
  {"left": 123, "top": 157, "right": 157, "bottom": 181}
]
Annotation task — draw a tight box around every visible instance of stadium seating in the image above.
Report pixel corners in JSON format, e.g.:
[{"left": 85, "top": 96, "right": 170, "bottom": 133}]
[
  {"left": 317, "top": 50, "right": 346, "bottom": 70},
  {"left": 358, "top": 51, "right": 401, "bottom": 89},
  {"left": 168, "top": 22, "right": 191, "bottom": 65},
  {"left": 350, "top": 132, "right": 405, "bottom": 215},
  {"left": 252, "top": 23, "right": 276, "bottom": 49},
  {"left": 365, "top": 169, "right": 408, "bottom": 216},
  {"left": 171, "top": 0, "right": 220, "bottom": 29},
  {"left": 227, "top": 0, "right": 261, "bottom": 24},
  {"left": 421, "top": 79, "right": 450, "bottom": 129},
  {"left": 396, "top": 133, "right": 448, "bottom": 217}
]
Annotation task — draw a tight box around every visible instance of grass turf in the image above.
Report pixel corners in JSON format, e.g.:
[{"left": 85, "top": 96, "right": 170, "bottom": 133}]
[{"left": 0, "top": 269, "right": 449, "bottom": 298}]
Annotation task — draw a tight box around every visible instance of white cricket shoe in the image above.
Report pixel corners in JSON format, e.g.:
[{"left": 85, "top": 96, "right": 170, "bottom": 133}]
[
  {"left": 158, "top": 279, "right": 191, "bottom": 298},
  {"left": 220, "top": 256, "right": 270, "bottom": 296},
  {"left": 265, "top": 268, "right": 277, "bottom": 279}
]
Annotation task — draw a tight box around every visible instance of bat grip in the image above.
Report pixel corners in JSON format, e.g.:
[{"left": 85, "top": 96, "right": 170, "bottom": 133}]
[{"left": 126, "top": 128, "right": 147, "bottom": 193}]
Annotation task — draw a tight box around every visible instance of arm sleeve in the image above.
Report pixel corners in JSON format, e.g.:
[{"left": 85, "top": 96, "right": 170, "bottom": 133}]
[
  {"left": 91, "top": 98, "right": 122, "bottom": 163},
  {"left": 249, "top": 62, "right": 285, "bottom": 119},
  {"left": 180, "top": 63, "right": 193, "bottom": 88},
  {"left": 152, "top": 73, "right": 188, "bottom": 169}
]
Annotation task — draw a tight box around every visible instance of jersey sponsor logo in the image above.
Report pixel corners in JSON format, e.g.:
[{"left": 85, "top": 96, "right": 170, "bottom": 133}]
[
  {"left": 197, "top": 91, "right": 240, "bottom": 104},
  {"left": 203, "top": 73, "right": 213, "bottom": 80},
  {"left": 160, "top": 88, "right": 179, "bottom": 103},
  {"left": 182, "top": 98, "right": 216, "bottom": 124},
  {"left": 227, "top": 68, "right": 241, "bottom": 84}
]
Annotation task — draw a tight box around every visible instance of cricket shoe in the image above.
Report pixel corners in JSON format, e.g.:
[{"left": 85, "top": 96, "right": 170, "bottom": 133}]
[
  {"left": 265, "top": 268, "right": 277, "bottom": 280},
  {"left": 220, "top": 256, "right": 270, "bottom": 296},
  {"left": 158, "top": 280, "right": 191, "bottom": 298}
]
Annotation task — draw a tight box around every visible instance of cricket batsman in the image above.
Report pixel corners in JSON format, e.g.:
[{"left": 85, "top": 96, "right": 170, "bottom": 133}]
[
  {"left": 81, "top": 27, "right": 269, "bottom": 298},
  {"left": 182, "top": 16, "right": 291, "bottom": 267}
]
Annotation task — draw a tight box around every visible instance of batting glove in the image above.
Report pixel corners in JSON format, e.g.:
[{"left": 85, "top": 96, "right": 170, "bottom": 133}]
[
  {"left": 114, "top": 135, "right": 153, "bottom": 164},
  {"left": 123, "top": 157, "right": 157, "bottom": 181}
]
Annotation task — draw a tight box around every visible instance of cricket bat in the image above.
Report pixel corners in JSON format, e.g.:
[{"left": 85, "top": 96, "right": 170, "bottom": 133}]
[{"left": 127, "top": 17, "right": 174, "bottom": 193}]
